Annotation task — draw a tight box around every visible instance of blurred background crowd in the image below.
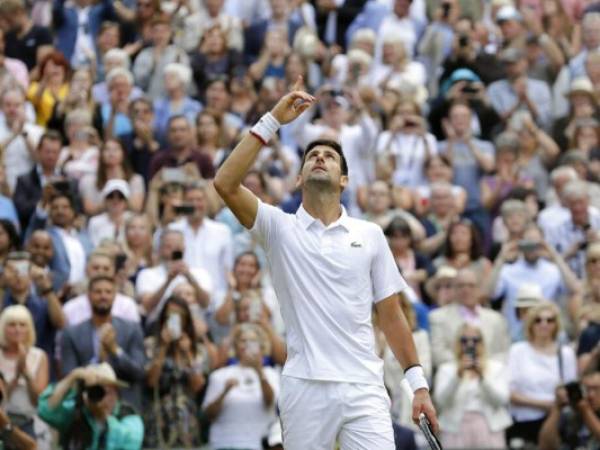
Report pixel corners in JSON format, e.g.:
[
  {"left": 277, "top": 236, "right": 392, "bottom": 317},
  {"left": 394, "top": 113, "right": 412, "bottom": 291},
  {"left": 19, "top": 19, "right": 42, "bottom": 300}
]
[{"left": 0, "top": 0, "right": 599, "bottom": 449}]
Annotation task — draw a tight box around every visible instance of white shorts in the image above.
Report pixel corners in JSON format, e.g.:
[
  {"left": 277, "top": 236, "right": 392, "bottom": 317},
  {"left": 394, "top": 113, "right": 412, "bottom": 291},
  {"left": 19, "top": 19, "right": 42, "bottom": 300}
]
[{"left": 278, "top": 376, "right": 395, "bottom": 450}]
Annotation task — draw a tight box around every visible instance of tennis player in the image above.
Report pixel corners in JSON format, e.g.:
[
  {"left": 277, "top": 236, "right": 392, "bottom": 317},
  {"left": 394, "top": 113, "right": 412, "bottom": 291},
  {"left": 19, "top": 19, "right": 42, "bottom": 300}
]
[{"left": 214, "top": 79, "right": 438, "bottom": 449}]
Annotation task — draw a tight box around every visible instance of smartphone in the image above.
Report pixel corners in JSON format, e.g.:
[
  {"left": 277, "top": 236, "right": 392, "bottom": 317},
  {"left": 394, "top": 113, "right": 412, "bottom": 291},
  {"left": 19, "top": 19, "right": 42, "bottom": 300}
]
[
  {"left": 418, "top": 413, "right": 443, "bottom": 450},
  {"left": 461, "top": 84, "right": 478, "bottom": 94},
  {"left": 52, "top": 180, "right": 71, "bottom": 192},
  {"left": 463, "top": 343, "right": 477, "bottom": 361},
  {"left": 458, "top": 34, "right": 469, "bottom": 47},
  {"left": 245, "top": 339, "right": 261, "bottom": 357},
  {"left": 114, "top": 253, "right": 127, "bottom": 272},
  {"left": 174, "top": 204, "right": 195, "bottom": 215},
  {"left": 162, "top": 167, "right": 186, "bottom": 183},
  {"left": 441, "top": 2, "right": 451, "bottom": 18},
  {"left": 172, "top": 250, "right": 183, "bottom": 261},
  {"left": 565, "top": 381, "right": 583, "bottom": 404},
  {"left": 13, "top": 260, "right": 30, "bottom": 277},
  {"left": 518, "top": 240, "right": 540, "bottom": 253},
  {"left": 167, "top": 313, "right": 182, "bottom": 340}
]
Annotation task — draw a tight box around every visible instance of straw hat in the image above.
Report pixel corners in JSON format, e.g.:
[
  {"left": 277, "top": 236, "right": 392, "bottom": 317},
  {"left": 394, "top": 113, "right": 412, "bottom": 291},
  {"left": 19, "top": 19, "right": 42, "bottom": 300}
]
[
  {"left": 515, "top": 284, "right": 544, "bottom": 309},
  {"left": 85, "top": 363, "right": 128, "bottom": 388}
]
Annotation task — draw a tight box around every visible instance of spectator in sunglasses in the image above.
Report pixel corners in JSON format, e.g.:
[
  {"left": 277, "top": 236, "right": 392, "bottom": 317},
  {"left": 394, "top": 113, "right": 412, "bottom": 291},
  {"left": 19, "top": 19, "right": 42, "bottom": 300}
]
[
  {"left": 38, "top": 362, "right": 143, "bottom": 450},
  {"left": 507, "top": 303, "right": 577, "bottom": 447},
  {"left": 434, "top": 323, "right": 511, "bottom": 448}
]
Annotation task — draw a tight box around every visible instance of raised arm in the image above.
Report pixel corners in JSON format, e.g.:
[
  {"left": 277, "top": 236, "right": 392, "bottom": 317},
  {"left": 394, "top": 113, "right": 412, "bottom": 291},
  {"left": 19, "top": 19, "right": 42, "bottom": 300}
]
[{"left": 214, "top": 78, "right": 315, "bottom": 229}]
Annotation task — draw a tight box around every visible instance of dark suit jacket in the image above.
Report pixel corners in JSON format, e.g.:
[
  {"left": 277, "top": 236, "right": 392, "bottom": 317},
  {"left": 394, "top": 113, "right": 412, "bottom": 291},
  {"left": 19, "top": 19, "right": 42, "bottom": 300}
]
[
  {"left": 14, "top": 168, "right": 81, "bottom": 232},
  {"left": 314, "top": 0, "right": 367, "bottom": 49},
  {"left": 61, "top": 317, "right": 146, "bottom": 409}
]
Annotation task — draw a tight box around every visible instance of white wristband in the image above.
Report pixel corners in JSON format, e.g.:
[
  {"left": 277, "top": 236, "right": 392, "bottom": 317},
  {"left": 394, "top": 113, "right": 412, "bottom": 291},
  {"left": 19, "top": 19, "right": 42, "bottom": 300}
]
[
  {"left": 250, "top": 112, "right": 281, "bottom": 144},
  {"left": 405, "top": 365, "right": 429, "bottom": 392}
]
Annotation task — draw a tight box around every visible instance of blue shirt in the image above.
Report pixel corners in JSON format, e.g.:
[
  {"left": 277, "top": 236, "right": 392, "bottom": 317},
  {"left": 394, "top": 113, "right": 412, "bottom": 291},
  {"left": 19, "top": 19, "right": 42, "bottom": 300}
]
[
  {"left": 153, "top": 96, "right": 203, "bottom": 146},
  {"left": 0, "top": 195, "right": 19, "bottom": 232}
]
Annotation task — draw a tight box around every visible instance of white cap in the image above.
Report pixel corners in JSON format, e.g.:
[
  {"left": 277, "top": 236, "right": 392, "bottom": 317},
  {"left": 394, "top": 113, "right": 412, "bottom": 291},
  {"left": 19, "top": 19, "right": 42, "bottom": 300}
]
[
  {"left": 515, "top": 284, "right": 544, "bottom": 308},
  {"left": 101, "top": 179, "right": 130, "bottom": 200}
]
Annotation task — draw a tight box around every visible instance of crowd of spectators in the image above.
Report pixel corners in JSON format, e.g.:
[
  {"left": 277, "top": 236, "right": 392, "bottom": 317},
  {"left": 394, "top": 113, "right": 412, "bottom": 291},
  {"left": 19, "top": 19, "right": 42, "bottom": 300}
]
[{"left": 0, "top": 0, "right": 599, "bottom": 449}]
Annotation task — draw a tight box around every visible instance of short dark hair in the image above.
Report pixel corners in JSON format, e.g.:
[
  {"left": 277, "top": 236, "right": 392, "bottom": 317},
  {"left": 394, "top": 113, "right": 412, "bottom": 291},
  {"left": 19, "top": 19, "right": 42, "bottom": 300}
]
[
  {"left": 88, "top": 275, "right": 116, "bottom": 291},
  {"left": 50, "top": 191, "right": 76, "bottom": 210},
  {"left": 300, "top": 139, "right": 348, "bottom": 176},
  {"left": 38, "top": 130, "right": 63, "bottom": 150}
]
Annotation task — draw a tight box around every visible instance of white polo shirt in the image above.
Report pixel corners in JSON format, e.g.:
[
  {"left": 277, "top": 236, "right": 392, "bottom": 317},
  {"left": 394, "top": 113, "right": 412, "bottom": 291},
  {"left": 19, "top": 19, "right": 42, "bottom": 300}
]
[{"left": 251, "top": 201, "right": 407, "bottom": 386}]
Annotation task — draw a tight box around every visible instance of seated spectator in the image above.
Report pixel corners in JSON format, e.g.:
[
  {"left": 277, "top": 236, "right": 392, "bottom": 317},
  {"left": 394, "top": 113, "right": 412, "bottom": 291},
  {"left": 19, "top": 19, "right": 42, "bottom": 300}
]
[
  {"left": 569, "top": 117, "right": 600, "bottom": 158},
  {"left": 87, "top": 180, "right": 134, "bottom": 248},
  {"left": 148, "top": 115, "right": 216, "bottom": 181},
  {"left": 61, "top": 276, "right": 145, "bottom": 409},
  {"left": 429, "top": 268, "right": 509, "bottom": 369},
  {"left": 1, "top": 252, "right": 65, "bottom": 360},
  {"left": 122, "top": 97, "right": 161, "bottom": 186},
  {"left": 0, "top": 87, "right": 44, "bottom": 194},
  {"left": 123, "top": 214, "right": 154, "bottom": 285},
  {"left": 0, "top": 305, "right": 51, "bottom": 447},
  {"left": 135, "top": 229, "right": 212, "bottom": 325},
  {"left": 413, "top": 154, "right": 466, "bottom": 218},
  {"left": 538, "top": 166, "right": 578, "bottom": 237},
  {"left": 371, "top": 33, "right": 425, "bottom": 92},
  {"left": 545, "top": 180, "right": 600, "bottom": 278},
  {"left": 63, "top": 251, "right": 140, "bottom": 326},
  {"left": 196, "top": 110, "right": 232, "bottom": 169},
  {"left": 37, "top": 362, "right": 144, "bottom": 450},
  {"left": 27, "top": 191, "right": 93, "bottom": 290},
  {"left": 26, "top": 51, "right": 70, "bottom": 126},
  {"left": 434, "top": 323, "right": 511, "bottom": 448},
  {"left": 153, "top": 63, "right": 203, "bottom": 147},
  {"left": 0, "top": 372, "right": 37, "bottom": 450},
  {"left": 539, "top": 370, "right": 600, "bottom": 450},
  {"left": 248, "top": 28, "right": 290, "bottom": 83},
  {"left": 486, "top": 224, "right": 581, "bottom": 340},
  {"left": 191, "top": 23, "right": 244, "bottom": 92},
  {"left": 202, "top": 323, "right": 279, "bottom": 450},
  {"left": 144, "top": 295, "right": 208, "bottom": 448},
  {"left": 80, "top": 138, "right": 145, "bottom": 216},
  {"left": 57, "top": 108, "right": 99, "bottom": 181},
  {"left": 13, "top": 131, "right": 77, "bottom": 232},
  {"left": 424, "top": 265, "right": 458, "bottom": 308},
  {"left": 418, "top": 182, "right": 461, "bottom": 257},
  {"left": 433, "top": 219, "right": 491, "bottom": 280},
  {"left": 507, "top": 303, "right": 577, "bottom": 447},
  {"left": 491, "top": 199, "right": 529, "bottom": 253},
  {"left": 0, "top": 219, "right": 19, "bottom": 267},
  {"left": 487, "top": 47, "right": 552, "bottom": 130},
  {"left": 169, "top": 181, "right": 233, "bottom": 293},
  {"left": 480, "top": 131, "right": 534, "bottom": 218},
  {"left": 383, "top": 217, "right": 434, "bottom": 300},
  {"left": 214, "top": 250, "right": 280, "bottom": 332},
  {"left": 0, "top": 0, "right": 53, "bottom": 72},
  {"left": 96, "top": 68, "right": 136, "bottom": 141},
  {"left": 132, "top": 15, "right": 189, "bottom": 100},
  {"left": 92, "top": 49, "right": 143, "bottom": 105}
]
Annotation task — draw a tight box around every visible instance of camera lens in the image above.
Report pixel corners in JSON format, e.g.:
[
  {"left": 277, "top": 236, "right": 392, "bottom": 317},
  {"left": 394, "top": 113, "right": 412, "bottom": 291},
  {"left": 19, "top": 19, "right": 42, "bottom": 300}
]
[{"left": 85, "top": 385, "right": 107, "bottom": 403}]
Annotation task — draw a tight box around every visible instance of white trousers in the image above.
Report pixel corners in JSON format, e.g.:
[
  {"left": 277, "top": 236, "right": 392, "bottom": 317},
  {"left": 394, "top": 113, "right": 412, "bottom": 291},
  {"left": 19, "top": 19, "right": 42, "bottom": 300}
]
[{"left": 279, "top": 376, "right": 395, "bottom": 450}]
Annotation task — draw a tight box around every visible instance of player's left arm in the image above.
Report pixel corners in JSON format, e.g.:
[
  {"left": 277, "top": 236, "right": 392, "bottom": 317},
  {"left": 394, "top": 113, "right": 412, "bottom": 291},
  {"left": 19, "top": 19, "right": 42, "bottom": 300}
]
[{"left": 375, "top": 294, "right": 439, "bottom": 432}]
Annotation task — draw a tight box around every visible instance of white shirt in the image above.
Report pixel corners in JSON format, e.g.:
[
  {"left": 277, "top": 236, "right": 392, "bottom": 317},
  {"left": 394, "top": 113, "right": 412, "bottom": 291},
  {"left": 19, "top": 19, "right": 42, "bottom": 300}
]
[
  {"left": 0, "top": 121, "right": 44, "bottom": 192},
  {"left": 169, "top": 218, "right": 233, "bottom": 293},
  {"left": 202, "top": 364, "right": 279, "bottom": 450},
  {"left": 71, "top": 6, "right": 95, "bottom": 68},
  {"left": 376, "top": 14, "right": 418, "bottom": 59},
  {"left": 87, "top": 212, "right": 132, "bottom": 248},
  {"left": 56, "top": 228, "right": 86, "bottom": 284},
  {"left": 508, "top": 341, "right": 576, "bottom": 421},
  {"left": 135, "top": 263, "right": 213, "bottom": 322},
  {"left": 64, "top": 293, "right": 141, "bottom": 326},
  {"left": 251, "top": 201, "right": 407, "bottom": 385}
]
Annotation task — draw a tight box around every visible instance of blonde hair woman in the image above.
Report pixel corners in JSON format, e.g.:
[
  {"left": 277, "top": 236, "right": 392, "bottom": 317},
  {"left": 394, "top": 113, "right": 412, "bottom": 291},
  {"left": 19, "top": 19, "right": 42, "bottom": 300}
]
[
  {"left": 507, "top": 303, "right": 577, "bottom": 446},
  {"left": 434, "top": 323, "right": 511, "bottom": 448},
  {"left": 0, "top": 305, "right": 51, "bottom": 449}
]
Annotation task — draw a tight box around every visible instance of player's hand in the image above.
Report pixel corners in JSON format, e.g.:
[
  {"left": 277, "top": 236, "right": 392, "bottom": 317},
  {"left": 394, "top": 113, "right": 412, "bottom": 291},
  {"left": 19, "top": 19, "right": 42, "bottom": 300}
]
[
  {"left": 413, "top": 388, "right": 439, "bottom": 434},
  {"left": 270, "top": 76, "right": 316, "bottom": 125}
]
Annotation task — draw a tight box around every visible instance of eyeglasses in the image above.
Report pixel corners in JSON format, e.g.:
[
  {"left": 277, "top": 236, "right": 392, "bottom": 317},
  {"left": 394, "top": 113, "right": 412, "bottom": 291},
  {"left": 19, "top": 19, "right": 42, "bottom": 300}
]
[
  {"left": 534, "top": 316, "right": 556, "bottom": 324},
  {"left": 132, "top": 107, "right": 151, "bottom": 115},
  {"left": 460, "top": 336, "right": 482, "bottom": 344}
]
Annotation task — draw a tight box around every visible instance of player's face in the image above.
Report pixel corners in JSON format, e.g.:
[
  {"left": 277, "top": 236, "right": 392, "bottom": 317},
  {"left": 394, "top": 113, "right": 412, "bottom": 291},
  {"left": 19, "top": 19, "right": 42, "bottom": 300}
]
[{"left": 298, "top": 145, "right": 347, "bottom": 192}]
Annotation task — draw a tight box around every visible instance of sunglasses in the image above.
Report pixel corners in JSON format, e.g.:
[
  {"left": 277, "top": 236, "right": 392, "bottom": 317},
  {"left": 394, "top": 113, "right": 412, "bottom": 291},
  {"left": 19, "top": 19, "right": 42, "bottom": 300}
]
[
  {"left": 107, "top": 192, "right": 126, "bottom": 200},
  {"left": 460, "top": 336, "right": 482, "bottom": 344},
  {"left": 534, "top": 316, "right": 556, "bottom": 324}
]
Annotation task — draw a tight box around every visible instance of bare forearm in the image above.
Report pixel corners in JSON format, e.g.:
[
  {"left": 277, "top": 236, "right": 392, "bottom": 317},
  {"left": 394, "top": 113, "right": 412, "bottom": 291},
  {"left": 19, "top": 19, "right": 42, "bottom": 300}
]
[
  {"left": 467, "top": 140, "right": 493, "bottom": 172},
  {"left": 215, "top": 291, "right": 235, "bottom": 325},
  {"left": 378, "top": 295, "right": 420, "bottom": 369},
  {"left": 510, "top": 391, "right": 552, "bottom": 410},
  {"left": 48, "top": 372, "right": 78, "bottom": 408},
  {"left": 538, "top": 406, "right": 560, "bottom": 450},
  {"left": 581, "top": 405, "right": 600, "bottom": 440},
  {"left": 256, "top": 369, "right": 274, "bottom": 407},
  {"left": 46, "top": 293, "right": 66, "bottom": 329}
]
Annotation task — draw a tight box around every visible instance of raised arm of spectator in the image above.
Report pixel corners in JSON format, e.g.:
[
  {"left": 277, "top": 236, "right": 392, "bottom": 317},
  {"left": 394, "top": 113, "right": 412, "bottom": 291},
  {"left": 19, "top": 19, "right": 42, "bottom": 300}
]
[
  {"left": 214, "top": 78, "right": 315, "bottom": 229},
  {"left": 0, "top": 409, "right": 37, "bottom": 450},
  {"left": 542, "top": 240, "right": 583, "bottom": 320},
  {"left": 538, "top": 402, "right": 561, "bottom": 450}
]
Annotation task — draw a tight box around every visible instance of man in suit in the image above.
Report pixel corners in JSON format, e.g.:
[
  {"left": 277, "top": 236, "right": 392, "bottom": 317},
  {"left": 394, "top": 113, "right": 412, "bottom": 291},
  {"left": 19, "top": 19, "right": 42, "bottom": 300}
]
[
  {"left": 314, "top": 0, "right": 368, "bottom": 51},
  {"left": 61, "top": 275, "right": 145, "bottom": 410},
  {"left": 14, "top": 131, "right": 79, "bottom": 232},
  {"left": 429, "top": 268, "right": 510, "bottom": 369},
  {"left": 26, "top": 191, "right": 92, "bottom": 295}
]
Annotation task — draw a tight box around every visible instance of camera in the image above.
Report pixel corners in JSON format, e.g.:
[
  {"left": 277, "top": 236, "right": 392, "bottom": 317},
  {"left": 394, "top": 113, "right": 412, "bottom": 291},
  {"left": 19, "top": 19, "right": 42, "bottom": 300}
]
[
  {"left": 458, "top": 34, "right": 470, "bottom": 47},
  {"left": 441, "top": 2, "right": 452, "bottom": 18},
  {"left": 518, "top": 240, "right": 540, "bottom": 253},
  {"left": 172, "top": 250, "right": 183, "bottom": 261},
  {"left": 462, "top": 83, "right": 479, "bottom": 94},
  {"left": 174, "top": 204, "right": 195, "bottom": 215},
  {"left": 84, "top": 385, "right": 107, "bottom": 403},
  {"left": 52, "top": 179, "right": 71, "bottom": 192},
  {"left": 114, "top": 253, "right": 127, "bottom": 272},
  {"left": 565, "top": 381, "right": 583, "bottom": 404}
]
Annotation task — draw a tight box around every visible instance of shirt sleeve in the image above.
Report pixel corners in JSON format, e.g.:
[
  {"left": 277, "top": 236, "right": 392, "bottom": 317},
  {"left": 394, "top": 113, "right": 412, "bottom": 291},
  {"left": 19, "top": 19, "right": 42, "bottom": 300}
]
[
  {"left": 202, "top": 369, "right": 227, "bottom": 409},
  {"left": 250, "top": 200, "right": 287, "bottom": 249},
  {"left": 370, "top": 226, "right": 408, "bottom": 303}
]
